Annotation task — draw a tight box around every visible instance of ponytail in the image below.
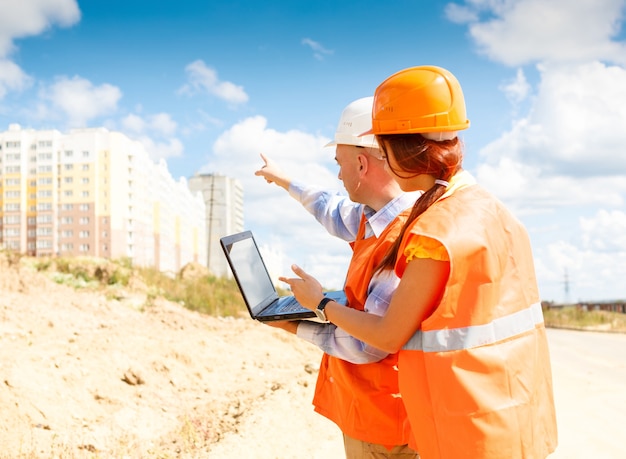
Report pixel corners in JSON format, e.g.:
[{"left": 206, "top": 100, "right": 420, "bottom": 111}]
[{"left": 376, "top": 183, "right": 447, "bottom": 272}]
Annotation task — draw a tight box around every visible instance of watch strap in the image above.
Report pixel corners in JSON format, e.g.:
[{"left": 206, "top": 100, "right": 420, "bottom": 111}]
[{"left": 317, "top": 297, "right": 333, "bottom": 311}]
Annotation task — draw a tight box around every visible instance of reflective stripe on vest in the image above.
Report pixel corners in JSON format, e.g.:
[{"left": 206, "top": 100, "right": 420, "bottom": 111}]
[{"left": 403, "top": 302, "right": 543, "bottom": 352}]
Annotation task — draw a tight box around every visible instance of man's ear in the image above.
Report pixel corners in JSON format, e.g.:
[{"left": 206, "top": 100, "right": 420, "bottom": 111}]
[{"left": 357, "top": 154, "right": 367, "bottom": 173}]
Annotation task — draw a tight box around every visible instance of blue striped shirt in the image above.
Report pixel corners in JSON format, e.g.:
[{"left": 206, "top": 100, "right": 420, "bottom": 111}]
[{"left": 289, "top": 182, "right": 418, "bottom": 364}]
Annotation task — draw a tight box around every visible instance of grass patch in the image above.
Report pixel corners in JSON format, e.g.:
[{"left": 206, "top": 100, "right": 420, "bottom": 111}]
[
  {"left": 23, "top": 254, "right": 248, "bottom": 319},
  {"left": 135, "top": 265, "right": 246, "bottom": 317},
  {"left": 544, "top": 305, "right": 626, "bottom": 333}
]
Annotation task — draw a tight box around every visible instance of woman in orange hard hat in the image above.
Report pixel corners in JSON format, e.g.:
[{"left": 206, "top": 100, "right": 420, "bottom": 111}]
[{"left": 280, "top": 65, "right": 558, "bottom": 458}]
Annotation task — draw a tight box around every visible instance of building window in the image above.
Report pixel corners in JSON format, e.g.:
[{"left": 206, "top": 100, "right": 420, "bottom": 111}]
[
  {"left": 64, "top": 177, "right": 74, "bottom": 183},
  {"left": 65, "top": 150, "right": 73, "bottom": 157},
  {"left": 79, "top": 204, "right": 90, "bottom": 211},
  {"left": 61, "top": 203, "right": 74, "bottom": 211},
  {"left": 79, "top": 217, "right": 89, "bottom": 224},
  {"left": 79, "top": 244, "right": 89, "bottom": 252}
]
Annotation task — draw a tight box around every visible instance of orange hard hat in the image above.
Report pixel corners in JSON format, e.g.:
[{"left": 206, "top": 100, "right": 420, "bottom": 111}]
[{"left": 364, "top": 65, "right": 470, "bottom": 138}]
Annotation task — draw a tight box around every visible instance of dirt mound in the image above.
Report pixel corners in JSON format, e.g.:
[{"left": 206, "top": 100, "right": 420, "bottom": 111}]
[
  {"left": 179, "top": 261, "right": 211, "bottom": 281},
  {"left": 0, "top": 253, "right": 341, "bottom": 458}
]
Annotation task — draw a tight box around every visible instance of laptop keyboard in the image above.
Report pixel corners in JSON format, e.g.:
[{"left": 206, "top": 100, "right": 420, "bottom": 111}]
[{"left": 278, "top": 296, "right": 304, "bottom": 312}]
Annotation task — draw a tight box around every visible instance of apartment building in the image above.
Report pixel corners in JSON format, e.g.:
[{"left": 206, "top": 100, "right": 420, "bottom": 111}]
[
  {"left": 188, "top": 173, "right": 243, "bottom": 277},
  {"left": 0, "top": 124, "right": 206, "bottom": 273}
]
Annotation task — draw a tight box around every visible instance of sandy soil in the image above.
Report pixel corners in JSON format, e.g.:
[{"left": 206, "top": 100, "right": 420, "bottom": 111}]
[
  {"left": 0, "top": 256, "right": 343, "bottom": 458},
  {"left": 2, "top": 254, "right": 625, "bottom": 458}
]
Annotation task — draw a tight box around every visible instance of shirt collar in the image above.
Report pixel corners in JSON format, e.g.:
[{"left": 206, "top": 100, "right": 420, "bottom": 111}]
[{"left": 364, "top": 191, "right": 420, "bottom": 237}]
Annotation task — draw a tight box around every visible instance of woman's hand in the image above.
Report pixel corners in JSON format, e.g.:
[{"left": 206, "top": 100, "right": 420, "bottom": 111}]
[{"left": 279, "top": 264, "right": 325, "bottom": 311}]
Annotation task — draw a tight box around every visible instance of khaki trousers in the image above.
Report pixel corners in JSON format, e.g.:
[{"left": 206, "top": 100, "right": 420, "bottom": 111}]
[{"left": 343, "top": 433, "right": 419, "bottom": 459}]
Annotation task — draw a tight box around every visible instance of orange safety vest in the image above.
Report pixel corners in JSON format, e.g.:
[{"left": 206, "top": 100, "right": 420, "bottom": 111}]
[
  {"left": 312, "top": 211, "right": 414, "bottom": 447},
  {"left": 395, "top": 185, "right": 558, "bottom": 458}
]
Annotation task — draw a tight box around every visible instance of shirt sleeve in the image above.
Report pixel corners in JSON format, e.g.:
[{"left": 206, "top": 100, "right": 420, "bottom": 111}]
[
  {"left": 295, "top": 270, "right": 399, "bottom": 364},
  {"left": 403, "top": 233, "right": 449, "bottom": 262},
  {"left": 289, "top": 181, "right": 362, "bottom": 242}
]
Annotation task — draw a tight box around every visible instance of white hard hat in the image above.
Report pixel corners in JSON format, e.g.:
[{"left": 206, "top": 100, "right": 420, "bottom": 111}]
[{"left": 325, "top": 97, "right": 379, "bottom": 148}]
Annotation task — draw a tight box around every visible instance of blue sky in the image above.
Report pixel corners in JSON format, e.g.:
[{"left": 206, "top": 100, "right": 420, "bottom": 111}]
[{"left": 2, "top": 0, "right": 626, "bottom": 303}]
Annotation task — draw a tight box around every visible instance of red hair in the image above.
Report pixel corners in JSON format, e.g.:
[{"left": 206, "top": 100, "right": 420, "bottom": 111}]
[{"left": 376, "top": 133, "right": 463, "bottom": 272}]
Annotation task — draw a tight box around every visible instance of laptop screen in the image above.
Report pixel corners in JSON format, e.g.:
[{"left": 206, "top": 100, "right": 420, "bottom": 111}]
[{"left": 223, "top": 232, "right": 277, "bottom": 314}]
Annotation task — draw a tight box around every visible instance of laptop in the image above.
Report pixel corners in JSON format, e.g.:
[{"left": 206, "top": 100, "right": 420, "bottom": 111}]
[{"left": 220, "top": 230, "right": 347, "bottom": 322}]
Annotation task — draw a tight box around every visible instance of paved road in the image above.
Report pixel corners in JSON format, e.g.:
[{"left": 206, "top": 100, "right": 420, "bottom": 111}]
[{"left": 547, "top": 328, "right": 626, "bottom": 458}]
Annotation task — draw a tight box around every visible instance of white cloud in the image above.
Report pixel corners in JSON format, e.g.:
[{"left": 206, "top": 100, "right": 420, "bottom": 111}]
[
  {"left": 149, "top": 113, "right": 177, "bottom": 136},
  {"left": 0, "top": 59, "right": 33, "bottom": 98},
  {"left": 476, "top": 62, "right": 626, "bottom": 219},
  {"left": 42, "top": 75, "right": 122, "bottom": 127},
  {"left": 121, "top": 112, "right": 183, "bottom": 161},
  {"left": 580, "top": 209, "right": 626, "bottom": 252},
  {"left": 499, "top": 68, "right": 530, "bottom": 105},
  {"left": 0, "top": 0, "right": 80, "bottom": 99},
  {"left": 444, "top": 2, "right": 479, "bottom": 23},
  {"left": 533, "top": 210, "right": 626, "bottom": 302},
  {"left": 121, "top": 113, "right": 146, "bottom": 133},
  {"left": 447, "top": 0, "right": 626, "bottom": 66},
  {"left": 482, "top": 62, "right": 626, "bottom": 177},
  {"left": 134, "top": 135, "right": 184, "bottom": 162},
  {"left": 301, "top": 38, "right": 334, "bottom": 61},
  {"left": 179, "top": 60, "right": 248, "bottom": 105},
  {"left": 202, "top": 115, "right": 351, "bottom": 289},
  {"left": 0, "top": 0, "right": 80, "bottom": 56}
]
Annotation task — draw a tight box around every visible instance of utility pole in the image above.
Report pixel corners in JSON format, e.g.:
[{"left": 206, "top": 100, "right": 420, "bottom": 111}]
[{"left": 563, "top": 268, "right": 570, "bottom": 305}]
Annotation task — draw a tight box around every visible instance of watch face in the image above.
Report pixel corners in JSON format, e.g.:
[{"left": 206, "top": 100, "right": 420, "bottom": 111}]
[{"left": 315, "top": 308, "right": 327, "bottom": 321}]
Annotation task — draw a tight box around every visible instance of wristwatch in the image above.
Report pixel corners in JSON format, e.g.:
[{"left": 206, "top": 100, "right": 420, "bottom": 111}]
[{"left": 315, "top": 297, "right": 333, "bottom": 322}]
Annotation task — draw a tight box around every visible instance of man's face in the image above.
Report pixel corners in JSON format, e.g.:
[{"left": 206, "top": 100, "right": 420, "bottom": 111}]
[{"left": 335, "top": 144, "right": 363, "bottom": 200}]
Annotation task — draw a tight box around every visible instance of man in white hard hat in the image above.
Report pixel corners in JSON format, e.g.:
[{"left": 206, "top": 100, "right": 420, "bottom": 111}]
[{"left": 255, "top": 97, "right": 420, "bottom": 458}]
